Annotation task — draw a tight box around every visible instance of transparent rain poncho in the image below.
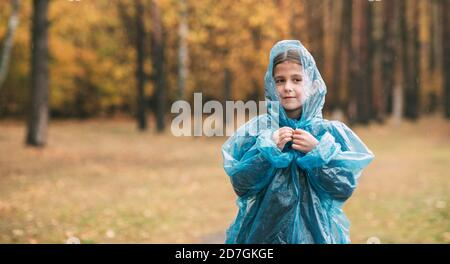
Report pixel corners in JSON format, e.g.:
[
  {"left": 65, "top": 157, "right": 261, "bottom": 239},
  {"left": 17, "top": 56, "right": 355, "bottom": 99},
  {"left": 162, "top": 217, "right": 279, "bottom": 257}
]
[{"left": 222, "top": 40, "right": 374, "bottom": 244}]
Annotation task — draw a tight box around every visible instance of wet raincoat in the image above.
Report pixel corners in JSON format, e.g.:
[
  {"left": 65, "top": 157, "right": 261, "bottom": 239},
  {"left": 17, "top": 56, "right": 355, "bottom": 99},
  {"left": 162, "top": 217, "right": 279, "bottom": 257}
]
[{"left": 221, "top": 40, "right": 374, "bottom": 244}]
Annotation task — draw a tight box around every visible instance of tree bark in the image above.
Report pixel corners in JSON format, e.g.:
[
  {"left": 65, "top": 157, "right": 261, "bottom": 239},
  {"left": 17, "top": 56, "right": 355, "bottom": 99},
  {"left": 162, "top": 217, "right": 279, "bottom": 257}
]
[
  {"left": 250, "top": 26, "right": 262, "bottom": 102},
  {"left": 150, "top": 0, "right": 166, "bottom": 132},
  {"left": 443, "top": 0, "right": 450, "bottom": 118},
  {"left": 403, "top": 0, "right": 420, "bottom": 120},
  {"left": 369, "top": 2, "right": 385, "bottom": 122},
  {"left": 341, "top": 0, "right": 352, "bottom": 119},
  {"left": 367, "top": 1, "right": 375, "bottom": 121},
  {"left": 177, "top": 0, "right": 188, "bottom": 100},
  {"left": 349, "top": 0, "right": 370, "bottom": 124},
  {"left": 26, "top": 0, "right": 49, "bottom": 147},
  {"left": 382, "top": 0, "right": 396, "bottom": 118},
  {"left": 304, "top": 0, "right": 324, "bottom": 72},
  {"left": 392, "top": 2, "right": 403, "bottom": 125},
  {"left": 330, "top": 0, "right": 344, "bottom": 112},
  {"left": 135, "top": 0, "right": 147, "bottom": 130},
  {"left": 0, "top": 0, "right": 21, "bottom": 91}
]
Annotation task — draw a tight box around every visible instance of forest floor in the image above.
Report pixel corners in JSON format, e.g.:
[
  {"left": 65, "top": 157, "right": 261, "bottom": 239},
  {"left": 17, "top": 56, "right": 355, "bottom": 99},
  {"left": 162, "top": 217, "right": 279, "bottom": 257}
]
[{"left": 0, "top": 115, "right": 449, "bottom": 243}]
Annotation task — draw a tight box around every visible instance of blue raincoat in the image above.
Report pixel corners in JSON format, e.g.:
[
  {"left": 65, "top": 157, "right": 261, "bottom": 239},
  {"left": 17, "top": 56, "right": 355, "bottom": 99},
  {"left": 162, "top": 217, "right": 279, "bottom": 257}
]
[{"left": 221, "top": 40, "right": 374, "bottom": 244}]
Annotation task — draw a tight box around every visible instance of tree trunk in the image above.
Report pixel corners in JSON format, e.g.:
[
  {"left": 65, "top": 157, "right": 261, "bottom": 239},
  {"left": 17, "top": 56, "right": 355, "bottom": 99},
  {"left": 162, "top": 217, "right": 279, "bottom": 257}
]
[
  {"left": 417, "top": 1, "right": 430, "bottom": 113},
  {"left": 135, "top": 0, "right": 147, "bottom": 130},
  {"left": 430, "top": 0, "right": 443, "bottom": 98},
  {"left": 330, "top": 0, "right": 344, "bottom": 112},
  {"left": 177, "top": 0, "right": 188, "bottom": 100},
  {"left": 304, "top": 0, "right": 324, "bottom": 72},
  {"left": 26, "top": 0, "right": 49, "bottom": 146},
  {"left": 222, "top": 66, "right": 233, "bottom": 133},
  {"left": 341, "top": 0, "right": 352, "bottom": 118},
  {"left": 392, "top": 1, "right": 408, "bottom": 124},
  {"left": 0, "top": 0, "right": 20, "bottom": 91},
  {"left": 367, "top": 1, "right": 375, "bottom": 121},
  {"left": 382, "top": 0, "right": 396, "bottom": 118},
  {"left": 403, "top": 0, "right": 420, "bottom": 120},
  {"left": 150, "top": 0, "right": 166, "bottom": 132},
  {"left": 443, "top": 0, "right": 450, "bottom": 118},
  {"left": 223, "top": 67, "right": 232, "bottom": 103},
  {"left": 370, "top": 2, "right": 385, "bottom": 122},
  {"left": 322, "top": 0, "right": 333, "bottom": 92},
  {"left": 349, "top": 0, "right": 370, "bottom": 124},
  {"left": 250, "top": 26, "right": 262, "bottom": 101}
]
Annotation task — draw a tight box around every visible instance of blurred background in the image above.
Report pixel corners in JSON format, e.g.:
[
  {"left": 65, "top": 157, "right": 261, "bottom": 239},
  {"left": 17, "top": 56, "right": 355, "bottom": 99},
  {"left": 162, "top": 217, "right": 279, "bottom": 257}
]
[{"left": 0, "top": 0, "right": 449, "bottom": 243}]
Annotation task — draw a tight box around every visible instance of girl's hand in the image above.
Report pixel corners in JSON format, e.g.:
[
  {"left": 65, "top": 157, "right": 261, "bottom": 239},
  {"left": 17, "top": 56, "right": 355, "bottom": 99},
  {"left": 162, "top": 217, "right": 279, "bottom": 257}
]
[
  {"left": 272, "top": 127, "right": 294, "bottom": 150},
  {"left": 292, "top": 129, "right": 319, "bottom": 153}
]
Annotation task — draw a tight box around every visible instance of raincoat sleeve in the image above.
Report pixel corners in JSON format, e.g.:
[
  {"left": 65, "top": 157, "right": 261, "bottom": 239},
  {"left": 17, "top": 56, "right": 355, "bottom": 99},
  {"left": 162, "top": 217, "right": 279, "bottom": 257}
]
[
  {"left": 222, "top": 126, "right": 293, "bottom": 198},
  {"left": 295, "top": 121, "right": 374, "bottom": 201}
]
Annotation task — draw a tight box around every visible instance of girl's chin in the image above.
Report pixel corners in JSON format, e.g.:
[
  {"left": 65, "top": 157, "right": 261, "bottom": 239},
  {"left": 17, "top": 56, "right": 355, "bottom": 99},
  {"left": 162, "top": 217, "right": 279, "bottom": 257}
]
[
  {"left": 282, "top": 107, "right": 302, "bottom": 114},
  {"left": 281, "top": 104, "right": 302, "bottom": 111}
]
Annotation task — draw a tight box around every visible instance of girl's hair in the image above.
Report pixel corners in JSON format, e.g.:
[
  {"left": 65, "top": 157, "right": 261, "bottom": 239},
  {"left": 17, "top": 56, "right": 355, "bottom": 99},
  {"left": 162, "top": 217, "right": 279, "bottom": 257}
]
[{"left": 272, "top": 49, "right": 302, "bottom": 76}]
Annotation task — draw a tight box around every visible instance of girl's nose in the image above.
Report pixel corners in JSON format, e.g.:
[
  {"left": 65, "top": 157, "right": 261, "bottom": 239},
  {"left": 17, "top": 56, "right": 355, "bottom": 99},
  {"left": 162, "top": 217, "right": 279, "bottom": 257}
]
[{"left": 284, "top": 81, "right": 294, "bottom": 93}]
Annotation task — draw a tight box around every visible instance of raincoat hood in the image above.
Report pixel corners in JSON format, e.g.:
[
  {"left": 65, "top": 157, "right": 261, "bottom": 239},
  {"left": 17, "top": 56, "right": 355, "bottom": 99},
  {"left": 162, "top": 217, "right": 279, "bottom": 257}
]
[{"left": 264, "top": 40, "right": 326, "bottom": 129}]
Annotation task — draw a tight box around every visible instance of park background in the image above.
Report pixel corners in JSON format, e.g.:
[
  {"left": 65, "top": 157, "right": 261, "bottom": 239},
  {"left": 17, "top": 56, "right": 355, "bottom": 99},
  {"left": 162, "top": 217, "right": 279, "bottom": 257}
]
[{"left": 0, "top": 0, "right": 449, "bottom": 243}]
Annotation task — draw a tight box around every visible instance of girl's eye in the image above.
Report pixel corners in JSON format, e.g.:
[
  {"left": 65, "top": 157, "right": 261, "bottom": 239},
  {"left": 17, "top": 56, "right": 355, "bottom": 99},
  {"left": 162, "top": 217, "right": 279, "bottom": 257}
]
[
  {"left": 293, "top": 78, "right": 302, "bottom": 83},
  {"left": 275, "top": 79, "right": 285, "bottom": 84}
]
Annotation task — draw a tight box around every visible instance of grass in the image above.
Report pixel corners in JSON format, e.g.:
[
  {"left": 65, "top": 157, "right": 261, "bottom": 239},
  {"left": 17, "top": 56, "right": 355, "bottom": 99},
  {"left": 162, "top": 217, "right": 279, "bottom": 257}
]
[
  {"left": 344, "top": 115, "right": 450, "bottom": 243},
  {"left": 0, "top": 115, "right": 449, "bottom": 243}
]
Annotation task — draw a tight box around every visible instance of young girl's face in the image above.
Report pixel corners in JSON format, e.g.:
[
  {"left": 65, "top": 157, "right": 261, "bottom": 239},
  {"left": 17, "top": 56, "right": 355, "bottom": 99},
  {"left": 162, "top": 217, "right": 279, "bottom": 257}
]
[{"left": 273, "top": 61, "right": 304, "bottom": 119}]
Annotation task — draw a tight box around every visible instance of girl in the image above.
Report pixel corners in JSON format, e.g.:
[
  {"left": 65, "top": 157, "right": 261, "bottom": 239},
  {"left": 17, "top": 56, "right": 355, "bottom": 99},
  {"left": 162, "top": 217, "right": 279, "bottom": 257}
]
[{"left": 221, "top": 40, "right": 374, "bottom": 244}]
